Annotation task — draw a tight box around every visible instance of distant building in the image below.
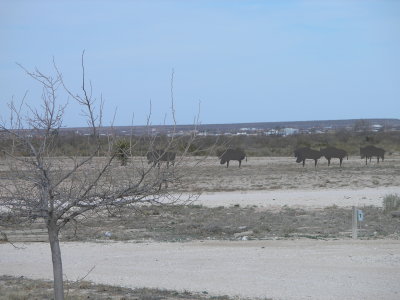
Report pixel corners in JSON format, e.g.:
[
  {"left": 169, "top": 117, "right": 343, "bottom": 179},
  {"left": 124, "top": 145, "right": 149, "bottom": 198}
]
[
  {"left": 264, "top": 129, "right": 278, "bottom": 136},
  {"left": 371, "top": 124, "right": 383, "bottom": 132},
  {"left": 282, "top": 128, "right": 299, "bottom": 136}
]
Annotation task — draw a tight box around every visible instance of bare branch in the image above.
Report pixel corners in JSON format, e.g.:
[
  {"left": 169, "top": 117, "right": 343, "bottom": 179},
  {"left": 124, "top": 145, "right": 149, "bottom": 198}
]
[{"left": 0, "top": 54, "right": 211, "bottom": 300}]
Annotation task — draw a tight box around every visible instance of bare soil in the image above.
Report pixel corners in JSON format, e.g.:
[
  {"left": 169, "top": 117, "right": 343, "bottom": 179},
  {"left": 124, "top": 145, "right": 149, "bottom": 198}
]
[
  {"left": 1, "top": 155, "right": 399, "bottom": 193},
  {"left": 1, "top": 155, "right": 400, "bottom": 299},
  {"left": 178, "top": 155, "right": 400, "bottom": 192},
  {"left": 1, "top": 240, "right": 399, "bottom": 300},
  {"left": 193, "top": 187, "right": 400, "bottom": 208}
]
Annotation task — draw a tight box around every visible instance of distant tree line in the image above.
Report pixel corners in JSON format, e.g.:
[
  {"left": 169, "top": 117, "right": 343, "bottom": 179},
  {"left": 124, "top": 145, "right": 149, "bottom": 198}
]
[{"left": 1, "top": 130, "right": 399, "bottom": 158}]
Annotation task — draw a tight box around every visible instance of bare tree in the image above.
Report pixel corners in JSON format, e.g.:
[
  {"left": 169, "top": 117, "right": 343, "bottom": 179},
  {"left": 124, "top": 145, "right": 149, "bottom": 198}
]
[{"left": 0, "top": 54, "right": 201, "bottom": 300}]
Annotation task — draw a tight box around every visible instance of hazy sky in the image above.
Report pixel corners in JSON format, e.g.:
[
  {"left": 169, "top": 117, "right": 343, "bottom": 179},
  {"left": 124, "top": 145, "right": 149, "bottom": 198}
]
[{"left": 1, "top": 0, "right": 399, "bottom": 127}]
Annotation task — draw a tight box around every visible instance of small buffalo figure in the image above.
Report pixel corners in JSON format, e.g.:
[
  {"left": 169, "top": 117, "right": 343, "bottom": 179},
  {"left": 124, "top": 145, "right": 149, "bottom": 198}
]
[
  {"left": 360, "top": 145, "right": 385, "bottom": 165},
  {"left": 147, "top": 149, "right": 176, "bottom": 168},
  {"left": 320, "top": 146, "right": 348, "bottom": 167},
  {"left": 294, "top": 147, "right": 321, "bottom": 167},
  {"left": 294, "top": 147, "right": 309, "bottom": 159},
  {"left": 219, "top": 148, "right": 247, "bottom": 168}
]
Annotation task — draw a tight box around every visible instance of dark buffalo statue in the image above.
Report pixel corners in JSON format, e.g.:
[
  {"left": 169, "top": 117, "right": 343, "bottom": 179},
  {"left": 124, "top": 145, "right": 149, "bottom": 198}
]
[
  {"left": 294, "top": 147, "right": 322, "bottom": 167},
  {"left": 294, "top": 147, "right": 309, "bottom": 159},
  {"left": 360, "top": 145, "right": 385, "bottom": 165},
  {"left": 147, "top": 149, "right": 176, "bottom": 168},
  {"left": 219, "top": 148, "right": 247, "bottom": 168},
  {"left": 320, "top": 146, "right": 348, "bottom": 167}
]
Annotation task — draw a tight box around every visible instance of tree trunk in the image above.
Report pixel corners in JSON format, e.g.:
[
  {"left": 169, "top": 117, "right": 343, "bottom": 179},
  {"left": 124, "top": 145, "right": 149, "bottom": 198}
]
[{"left": 48, "top": 224, "right": 64, "bottom": 300}]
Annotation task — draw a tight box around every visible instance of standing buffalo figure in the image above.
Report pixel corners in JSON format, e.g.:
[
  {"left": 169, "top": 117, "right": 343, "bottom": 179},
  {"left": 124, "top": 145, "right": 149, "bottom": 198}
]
[
  {"left": 294, "top": 147, "right": 322, "bottom": 167},
  {"left": 360, "top": 145, "right": 385, "bottom": 165},
  {"left": 147, "top": 149, "right": 176, "bottom": 168},
  {"left": 320, "top": 146, "right": 348, "bottom": 167},
  {"left": 219, "top": 148, "right": 247, "bottom": 168},
  {"left": 294, "top": 147, "right": 309, "bottom": 158}
]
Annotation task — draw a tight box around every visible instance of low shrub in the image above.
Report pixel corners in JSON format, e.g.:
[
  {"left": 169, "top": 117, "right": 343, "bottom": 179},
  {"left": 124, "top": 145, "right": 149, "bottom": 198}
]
[{"left": 383, "top": 194, "right": 400, "bottom": 213}]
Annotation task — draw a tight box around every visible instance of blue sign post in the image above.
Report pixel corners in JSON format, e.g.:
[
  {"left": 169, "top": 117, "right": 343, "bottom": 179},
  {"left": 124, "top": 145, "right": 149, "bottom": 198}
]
[{"left": 357, "top": 210, "right": 364, "bottom": 222}]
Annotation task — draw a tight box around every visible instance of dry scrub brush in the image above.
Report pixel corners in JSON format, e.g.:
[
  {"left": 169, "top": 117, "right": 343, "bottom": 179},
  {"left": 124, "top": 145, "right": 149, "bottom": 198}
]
[{"left": 0, "top": 53, "right": 209, "bottom": 299}]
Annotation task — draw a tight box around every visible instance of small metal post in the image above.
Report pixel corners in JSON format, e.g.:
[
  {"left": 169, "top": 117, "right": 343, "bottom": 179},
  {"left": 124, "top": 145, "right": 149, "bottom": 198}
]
[{"left": 352, "top": 206, "right": 358, "bottom": 239}]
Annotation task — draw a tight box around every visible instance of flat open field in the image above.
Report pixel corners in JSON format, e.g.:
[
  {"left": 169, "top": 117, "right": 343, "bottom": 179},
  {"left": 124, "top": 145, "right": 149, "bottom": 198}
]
[
  {"left": 2, "top": 155, "right": 399, "bottom": 193},
  {"left": 180, "top": 155, "right": 400, "bottom": 192},
  {"left": 1, "top": 240, "right": 400, "bottom": 300},
  {"left": 183, "top": 155, "right": 400, "bottom": 209},
  {"left": 1, "top": 155, "right": 400, "bottom": 299}
]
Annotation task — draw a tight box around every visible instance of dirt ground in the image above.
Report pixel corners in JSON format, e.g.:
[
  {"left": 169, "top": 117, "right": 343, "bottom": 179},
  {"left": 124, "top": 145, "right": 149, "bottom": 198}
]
[
  {"left": 1, "top": 240, "right": 399, "bottom": 300},
  {"left": 1, "top": 155, "right": 399, "bottom": 299},
  {"left": 178, "top": 155, "right": 400, "bottom": 192},
  {"left": 194, "top": 187, "right": 400, "bottom": 209},
  {"left": 2, "top": 155, "right": 399, "bottom": 193},
  {"left": 180, "top": 155, "right": 400, "bottom": 210}
]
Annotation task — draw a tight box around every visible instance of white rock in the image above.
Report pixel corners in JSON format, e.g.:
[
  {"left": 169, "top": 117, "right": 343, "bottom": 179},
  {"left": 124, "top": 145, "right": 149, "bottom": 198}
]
[{"left": 234, "top": 230, "right": 254, "bottom": 238}]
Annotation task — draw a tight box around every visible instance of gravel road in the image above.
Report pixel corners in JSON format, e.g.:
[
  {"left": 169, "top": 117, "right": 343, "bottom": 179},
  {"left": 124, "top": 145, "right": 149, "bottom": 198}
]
[
  {"left": 194, "top": 187, "right": 400, "bottom": 209},
  {"left": 1, "top": 239, "right": 400, "bottom": 300}
]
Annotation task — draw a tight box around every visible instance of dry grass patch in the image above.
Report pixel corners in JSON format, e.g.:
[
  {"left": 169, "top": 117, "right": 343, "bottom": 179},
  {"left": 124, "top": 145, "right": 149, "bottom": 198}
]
[
  {"left": 2, "top": 203, "right": 399, "bottom": 243},
  {"left": 50, "top": 205, "right": 400, "bottom": 242},
  {"left": 0, "top": 275, "right": 255, "bottom": 300}
]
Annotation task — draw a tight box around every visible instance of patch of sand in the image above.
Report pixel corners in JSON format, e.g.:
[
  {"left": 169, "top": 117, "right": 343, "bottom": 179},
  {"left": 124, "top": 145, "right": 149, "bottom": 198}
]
[
  {"left": 1, "top": 240, "right": 399, "bottom": 300},
  {"left": 194, "top": 187, "right": 400, "bottom": 209}
]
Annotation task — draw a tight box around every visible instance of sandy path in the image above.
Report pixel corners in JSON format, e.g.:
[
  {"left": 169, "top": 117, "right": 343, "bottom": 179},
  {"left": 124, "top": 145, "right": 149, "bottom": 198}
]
[
  {"left": 1, "top": 240, "right": 400, "bottom": 300},
  {"left": 193, "top": 187, "right": 400, "bottom": 209}
]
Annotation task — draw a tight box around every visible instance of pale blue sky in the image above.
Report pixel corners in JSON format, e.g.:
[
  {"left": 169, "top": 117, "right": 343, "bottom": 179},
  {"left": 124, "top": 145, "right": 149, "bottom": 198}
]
[{"left": 1, "top": 0, "right": 399, "bottom": 127}]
